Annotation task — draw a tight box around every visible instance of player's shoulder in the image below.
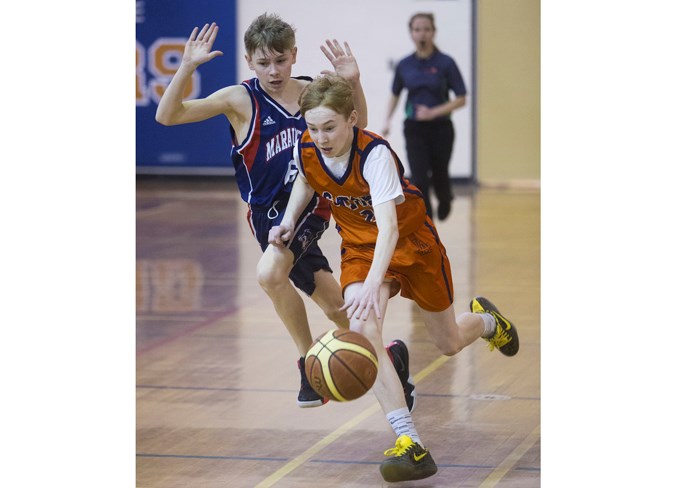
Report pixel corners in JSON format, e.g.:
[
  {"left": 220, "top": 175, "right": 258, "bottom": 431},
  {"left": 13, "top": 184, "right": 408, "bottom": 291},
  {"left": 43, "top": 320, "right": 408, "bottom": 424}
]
[
  {"left": 289, "top": 76, "right": 312, "bottom": 93},
  {"left": 206, "top": 83, "right": 249, "bottom": 105},
  {"left": 207, "top": 84, "right": 251, "bottom": 113}
]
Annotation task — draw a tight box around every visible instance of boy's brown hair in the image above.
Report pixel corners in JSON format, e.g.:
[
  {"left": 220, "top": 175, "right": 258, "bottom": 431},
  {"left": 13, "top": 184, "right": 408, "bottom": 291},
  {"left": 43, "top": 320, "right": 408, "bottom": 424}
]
[{"left": 244, "top": 13, "right": 296, "bottom": 56}]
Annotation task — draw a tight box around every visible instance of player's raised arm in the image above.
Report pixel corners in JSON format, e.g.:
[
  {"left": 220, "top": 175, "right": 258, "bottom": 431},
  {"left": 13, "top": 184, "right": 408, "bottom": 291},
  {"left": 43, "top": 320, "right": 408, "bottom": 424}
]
[
  {"left": 156, "top": 22, "right": 231, "bottom": 126},
  {"left": 320, "top": 40, "right": 368, "bottom": 129}
]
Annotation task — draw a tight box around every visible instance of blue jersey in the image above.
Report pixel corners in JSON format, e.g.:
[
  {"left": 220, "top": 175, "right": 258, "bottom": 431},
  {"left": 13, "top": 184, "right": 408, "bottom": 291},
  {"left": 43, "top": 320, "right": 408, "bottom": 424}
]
[{"left": 230, "top": 77, "right": 310, "bottom": 208}]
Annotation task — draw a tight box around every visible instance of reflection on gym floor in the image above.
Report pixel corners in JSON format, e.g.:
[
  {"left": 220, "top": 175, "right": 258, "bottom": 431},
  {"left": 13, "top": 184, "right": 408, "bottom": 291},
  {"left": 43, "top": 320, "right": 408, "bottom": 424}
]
[{"left": 136, "top": 177, "right": 540, "bottom": 487}]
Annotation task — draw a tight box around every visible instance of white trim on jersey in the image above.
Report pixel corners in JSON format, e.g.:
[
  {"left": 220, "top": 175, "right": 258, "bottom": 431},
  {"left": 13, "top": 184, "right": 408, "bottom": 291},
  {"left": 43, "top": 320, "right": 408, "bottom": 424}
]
[{"left": 233, "top": 82, "right": 258, "bottom": 205}]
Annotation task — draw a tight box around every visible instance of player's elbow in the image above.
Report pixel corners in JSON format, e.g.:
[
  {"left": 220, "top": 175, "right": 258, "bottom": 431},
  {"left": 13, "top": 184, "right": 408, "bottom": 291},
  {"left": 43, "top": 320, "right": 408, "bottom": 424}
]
[
  {"left": 382, "top": 223, "right": 399, "bottom": 243},
  {"left": 155, "top": 111, "right": 173, "bottom": 126}
]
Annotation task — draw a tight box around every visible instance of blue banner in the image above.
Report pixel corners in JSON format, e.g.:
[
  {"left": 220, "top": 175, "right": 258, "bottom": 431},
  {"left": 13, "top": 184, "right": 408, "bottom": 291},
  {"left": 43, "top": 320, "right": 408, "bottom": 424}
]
[{"left": 136, "top": 0, "right": 237, "bottom": 174}]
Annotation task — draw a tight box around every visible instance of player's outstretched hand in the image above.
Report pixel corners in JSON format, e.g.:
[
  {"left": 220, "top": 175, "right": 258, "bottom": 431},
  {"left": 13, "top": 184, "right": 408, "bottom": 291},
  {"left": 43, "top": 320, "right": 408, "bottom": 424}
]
[
  {"left": 320, "top": 40, "right": 360, "bottom": 82},
  {"left": 182, "top": 22, "right": 223, "bottom": 69}
]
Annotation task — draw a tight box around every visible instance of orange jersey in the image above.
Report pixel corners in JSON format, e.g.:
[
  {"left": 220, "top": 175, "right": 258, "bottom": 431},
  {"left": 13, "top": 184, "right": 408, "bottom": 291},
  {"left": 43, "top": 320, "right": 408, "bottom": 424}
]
[
  {"left": 297, "top": 127, "right": 454, "bottom": 311},
  {"left": 340, "top": 219, "right": 454, "bottom": 311},
  {"left": 297, "top": 128, "right": 426, "bottom": 247}
]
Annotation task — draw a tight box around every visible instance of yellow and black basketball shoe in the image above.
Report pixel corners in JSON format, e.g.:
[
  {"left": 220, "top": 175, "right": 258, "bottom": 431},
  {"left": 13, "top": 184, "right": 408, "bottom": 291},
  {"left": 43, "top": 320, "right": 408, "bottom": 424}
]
[
  {"left": 470, "top": 296, "right": 519, "bottom": 356},
  {"left": 379, "top": 435, "right": 438, "bottom": 482}
]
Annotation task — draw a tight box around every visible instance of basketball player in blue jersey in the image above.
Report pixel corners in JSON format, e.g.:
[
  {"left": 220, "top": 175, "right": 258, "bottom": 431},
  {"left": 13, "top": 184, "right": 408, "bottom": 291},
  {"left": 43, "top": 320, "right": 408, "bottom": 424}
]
[{"left": 156, "top": 14, "right": 416, "bottom": 410}]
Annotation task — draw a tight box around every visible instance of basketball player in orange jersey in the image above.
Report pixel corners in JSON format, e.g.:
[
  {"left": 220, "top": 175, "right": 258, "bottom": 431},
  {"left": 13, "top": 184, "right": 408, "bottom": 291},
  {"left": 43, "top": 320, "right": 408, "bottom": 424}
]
[
  {"left": 269, "top": 75, "right": 519, "bottom": 483},
  {"left": 156, "top": 15, "right": 415, "bottom": 411}
]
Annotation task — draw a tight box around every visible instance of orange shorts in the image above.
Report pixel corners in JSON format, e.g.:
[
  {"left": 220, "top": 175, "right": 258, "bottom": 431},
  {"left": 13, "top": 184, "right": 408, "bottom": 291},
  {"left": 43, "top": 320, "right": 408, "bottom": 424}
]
[{"left": 340, "top": 218, "right": 454, "bottom": 312}]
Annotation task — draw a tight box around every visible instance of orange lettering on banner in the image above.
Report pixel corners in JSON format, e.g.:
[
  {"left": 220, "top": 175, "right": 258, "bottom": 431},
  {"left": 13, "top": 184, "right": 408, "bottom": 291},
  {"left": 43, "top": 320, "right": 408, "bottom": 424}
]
[
  {"left": 135, "top": 42, "right": 148, "bottom": 105},
  {"left": 137, "top": 39, "right": 201, "bottom": 105},
  {"left": 150, "top": 40, "right": 197, "bottom": 102}
]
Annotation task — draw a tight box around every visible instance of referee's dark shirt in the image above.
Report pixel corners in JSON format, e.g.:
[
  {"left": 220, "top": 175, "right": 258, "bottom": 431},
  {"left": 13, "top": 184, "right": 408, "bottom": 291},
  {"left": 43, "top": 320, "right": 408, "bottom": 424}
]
[{"left": 392, "top": 49, "right": 467, "bottom": 121}]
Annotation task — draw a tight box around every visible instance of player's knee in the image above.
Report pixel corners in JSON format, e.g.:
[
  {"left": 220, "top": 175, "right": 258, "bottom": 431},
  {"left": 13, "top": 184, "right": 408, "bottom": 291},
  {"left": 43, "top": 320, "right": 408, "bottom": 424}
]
[
  {"left": 256, "top": 263, "right": 285, "bottom": 291},
  {"left": 439, "top": 341, "right": 463, "bottom": 356}
]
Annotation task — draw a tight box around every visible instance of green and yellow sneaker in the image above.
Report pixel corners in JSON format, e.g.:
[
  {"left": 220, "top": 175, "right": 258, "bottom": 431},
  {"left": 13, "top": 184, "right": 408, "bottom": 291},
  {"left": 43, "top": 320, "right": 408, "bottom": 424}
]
[
  {"left": 379, "top": 435, "right": 437, "bottom": 482},
  {"left": 470, "top": 296, "right": 519, "bottom": 356}
]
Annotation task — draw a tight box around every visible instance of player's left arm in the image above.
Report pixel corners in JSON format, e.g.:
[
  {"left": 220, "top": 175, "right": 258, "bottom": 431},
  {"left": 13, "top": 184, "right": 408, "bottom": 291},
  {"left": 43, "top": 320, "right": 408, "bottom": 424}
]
[
  {"left": 341, "top": 200, "right": 398, "bottom": 321},
  {"left": 366, "top": 200, "right": 399, "bottom": 288},
  {"left": 340, "top": 146, "right": 402, "bottom": 321},
  {"left": 320, "top": 40, "right": 368, "bottom": 128}
]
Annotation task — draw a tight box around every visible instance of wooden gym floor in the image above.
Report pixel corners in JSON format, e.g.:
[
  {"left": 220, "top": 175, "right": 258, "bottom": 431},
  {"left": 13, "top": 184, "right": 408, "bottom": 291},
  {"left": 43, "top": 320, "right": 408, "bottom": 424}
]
[{"left": 136, "top": 177, "right": 540, "bottom": 487}]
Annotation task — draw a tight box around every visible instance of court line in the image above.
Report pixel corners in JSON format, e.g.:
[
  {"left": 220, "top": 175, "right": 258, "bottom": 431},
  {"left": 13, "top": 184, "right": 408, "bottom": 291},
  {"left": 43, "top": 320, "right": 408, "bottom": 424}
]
[
  {"left": 254, "top": 354, "right": 452, "bottom": 488},
  {"left": 478, "top": 424, "right": 541, "bottom": 488},
  {"left": 137, "top": 453, "right": 288, "bottom": 462},
  {"left": 136, "top": 383, "right": 540, "bottom": 402}
]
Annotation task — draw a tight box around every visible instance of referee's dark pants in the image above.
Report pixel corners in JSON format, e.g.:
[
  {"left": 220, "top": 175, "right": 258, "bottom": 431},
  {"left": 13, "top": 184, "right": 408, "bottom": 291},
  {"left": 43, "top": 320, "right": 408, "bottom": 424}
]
[{"left": 403, "top": 118, "right": 455, "bottom": 219}]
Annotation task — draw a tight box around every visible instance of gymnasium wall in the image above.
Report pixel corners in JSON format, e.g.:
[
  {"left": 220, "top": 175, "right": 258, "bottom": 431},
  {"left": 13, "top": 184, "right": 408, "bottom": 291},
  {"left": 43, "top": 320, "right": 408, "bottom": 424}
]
[
  {"left": 476, "top": 0, "right": 540, "bottom": 187},
  {"left": 136, "top": 0, "right": 540, "bottom": 185}
]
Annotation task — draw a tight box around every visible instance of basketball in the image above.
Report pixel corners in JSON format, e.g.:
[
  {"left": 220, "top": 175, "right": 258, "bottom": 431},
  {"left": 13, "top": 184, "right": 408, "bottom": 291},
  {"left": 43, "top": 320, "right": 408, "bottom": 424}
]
[{"left": 305, "top": 329, "right": 378, "bottom": 402}]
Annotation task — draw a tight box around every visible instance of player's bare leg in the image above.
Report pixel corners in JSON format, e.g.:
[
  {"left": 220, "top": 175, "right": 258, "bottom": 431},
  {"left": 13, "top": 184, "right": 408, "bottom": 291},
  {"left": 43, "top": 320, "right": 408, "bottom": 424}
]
[
  {"left": 344, "top": 282, "right": 404, "bottom": 413},
  {"left": 320, "top": 275, "right": 414, "bottom": 409},
  {"left": 310, "top": 269, "right": 350, "bottom": 329},
  {"left": 419, "top": 304, "right": 484, "bottom": 356},
  {"left": 256, "top": 244, "right": 313, "bottom": 355},
  {"left": 257, "top": 244, "right": 330, "bottom": 407},
  {"left": 346, "top": 281, "right": 438, "bottom": 482}
]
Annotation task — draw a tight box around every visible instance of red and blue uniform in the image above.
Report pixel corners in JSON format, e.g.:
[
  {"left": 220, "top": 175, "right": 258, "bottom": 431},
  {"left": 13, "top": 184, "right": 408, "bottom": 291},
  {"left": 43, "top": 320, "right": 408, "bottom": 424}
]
[{"left": 229, "top": 77, "right": 332, "bottom": 295}]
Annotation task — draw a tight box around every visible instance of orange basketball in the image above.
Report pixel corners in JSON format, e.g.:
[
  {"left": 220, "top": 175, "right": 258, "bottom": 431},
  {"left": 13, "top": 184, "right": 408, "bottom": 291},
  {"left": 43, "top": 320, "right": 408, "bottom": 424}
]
[{"left": 305, "top": 329, "right": 378, "bottom": 402}]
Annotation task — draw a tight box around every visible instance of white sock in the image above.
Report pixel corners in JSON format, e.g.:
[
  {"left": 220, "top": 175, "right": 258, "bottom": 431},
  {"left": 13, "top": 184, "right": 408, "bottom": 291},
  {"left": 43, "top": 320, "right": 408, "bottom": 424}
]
[
  {"left": 479, "top": 313, "right": 497, "bottom": 338},
  {"left": 386, "top": 407, "right": 422, "bottom": 446}
]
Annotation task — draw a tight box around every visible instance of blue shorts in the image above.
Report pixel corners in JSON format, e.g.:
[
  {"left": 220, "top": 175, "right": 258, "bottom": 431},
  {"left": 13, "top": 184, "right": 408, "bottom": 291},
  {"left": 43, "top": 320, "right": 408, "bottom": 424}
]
[{"left": 248, "top": 194, "right": 332, "bottom": 296}]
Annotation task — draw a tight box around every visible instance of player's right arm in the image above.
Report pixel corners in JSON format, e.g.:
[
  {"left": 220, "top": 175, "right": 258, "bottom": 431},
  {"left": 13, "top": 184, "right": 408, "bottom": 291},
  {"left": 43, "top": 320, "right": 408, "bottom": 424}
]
[
  {"left": 268, "top": 171, "right": 315, "bottom": 247},
  {"left": 155, "top": 22, "right": 249, "bottom": 127},
  {"left": 269, "top": 146, "right": 315, "bottom": 247}
]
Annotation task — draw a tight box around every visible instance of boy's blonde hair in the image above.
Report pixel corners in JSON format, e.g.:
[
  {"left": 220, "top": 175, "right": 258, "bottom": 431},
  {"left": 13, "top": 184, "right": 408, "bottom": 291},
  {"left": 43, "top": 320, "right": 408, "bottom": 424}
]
[
  {"left": 244, "top": 13, "right": 296, "bottom": 56},
  {"left": 299, "top": 75, "right": 354, "bottom": 120}
]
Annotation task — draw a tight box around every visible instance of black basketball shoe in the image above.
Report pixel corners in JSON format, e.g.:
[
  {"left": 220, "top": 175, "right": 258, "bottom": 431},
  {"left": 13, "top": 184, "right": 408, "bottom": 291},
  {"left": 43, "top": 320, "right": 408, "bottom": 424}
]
[
  {"left": 386, "top": 340, "right": 417, "bottom": 412},
  {"left": 297, "top": 357, "right": 328, "bottom": 408}
]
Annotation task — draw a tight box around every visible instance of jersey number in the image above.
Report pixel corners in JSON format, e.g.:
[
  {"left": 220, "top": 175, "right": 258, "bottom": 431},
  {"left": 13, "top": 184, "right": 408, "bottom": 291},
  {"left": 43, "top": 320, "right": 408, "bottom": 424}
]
[{"left": 284, "top": 160, "right": 299, "bottom": 186}]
